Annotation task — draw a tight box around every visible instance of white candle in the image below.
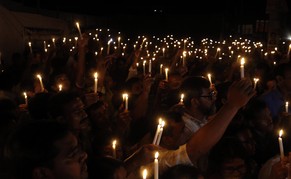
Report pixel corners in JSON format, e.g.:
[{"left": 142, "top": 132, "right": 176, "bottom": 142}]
[
  {"left": 162, "top": 48, "right": 165, "bottom": 57},
  {"left": 153, "top": 118, "right": 162, "bottom": 144},
  {"left": 149, "top": 59, "right": 152, "bottom": 76},
  {"left": 285, "top": 101, "right": 289, "bottom": 113},
  {"left": 253, "top": 78, "right": 259, "bottom": 89},
  {"left": 23, "top": 92, "right": 28, "bottom": 105},
  {"left": 154, "top": 152, "right": 159, "bottom": 179},
  {"left": 278, "top": 129, "right": 284, "bottom": 160},
  {"left": 112, "top": 139, "right": 117, "bottom": 159},
  {"left": 182, "top": 51, "right": 187, "bottom": 66},
  {"left": 140, "top": 38, "right": 146, "bottom": 50},
  {"left": 75, "top": 22, "right": 83, "bottom": 39},
  {"left": 180, "top": 93, "right": 184, "bottom": 104},
  {"left": 156, "top": 120, "right": 165, "bottom": 145},
  {"left": 118, "top": 36, "right": 121, "bottom": 49},
  {"left": 207, "top": 73, "right": 212, "bottom": 85},
  {"left": 142, "top": 169, "right": 148, "bottom": 179},
  {"left": 28, "top": 42, "right": 32, "bottom": 53},
  {"left": 94, "top": 72, "right": 98, "bottom": 93},
  {"left": 240, "top": 57, "right": 245, "bottom": 79},
  {"left": 165, "top": 68, "right": 169, "bottom": 81},
  {"left": 160, "top": 64, "right": 163, "bottom": 75},
  {"left": 58, "top": 84, "right": 62, "bottom": 92},
  {"left": 123, "top": 93, "right": 129, "bottom": 111},
  {"left": 52, "top": 38, "right": 56, "bottom": 47},
  {"left": 107, "top": 39, "right": 113, "bottom": 55},
  {"left": 143, "top": 60, "right": 146, "bottom": 76},
  {"left": 36, "top": 74, "right": 44, "bottom": 92}
]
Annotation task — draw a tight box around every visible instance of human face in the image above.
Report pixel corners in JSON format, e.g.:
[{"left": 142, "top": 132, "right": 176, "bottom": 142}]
[
  {"left": 222, "top": 158, "right": 246, "bottom": 179},
  {"left": 236, "top": 129, "right": 256, "bottom": 156},
  {"left": 51, "top": 132, "right": 88, "bottom": 179},
  {"left": 198, "top": 88, "right": 217, "bottom": 116},
  {"left": 254, "top": 107, "right": 273, "bottom": 133},
  {"left": 64, "top": 98, "right": 89, "bottom": 134}
]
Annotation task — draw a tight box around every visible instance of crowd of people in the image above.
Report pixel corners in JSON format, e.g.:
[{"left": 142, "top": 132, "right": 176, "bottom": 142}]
[{"left": 0, "top": 29, "right": 291, "bottom": 179}]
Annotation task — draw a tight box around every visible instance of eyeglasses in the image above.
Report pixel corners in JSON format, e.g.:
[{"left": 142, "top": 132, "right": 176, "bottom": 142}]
[{"left": 199, "top": 91, "right": 217, "bottom": 100}]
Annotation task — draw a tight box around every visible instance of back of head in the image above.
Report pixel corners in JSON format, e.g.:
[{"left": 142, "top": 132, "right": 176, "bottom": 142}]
[
  {"left": 179, "top": 76, "right": 210, "bottom": 107},
  {"left": 161, "top": 164, "right": 204, "bottom": 179},
  {"left": 27, "top": 92, "right": 52, "bottom": 120},
  {"left": 5, "top": 120, "right": 69, "bottom": 179}
]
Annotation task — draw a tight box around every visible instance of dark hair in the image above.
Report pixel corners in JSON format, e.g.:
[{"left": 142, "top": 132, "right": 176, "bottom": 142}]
[
  {"left": 48, "top": 90, "right": 81, "bottom": 118},
  {"left": 28, "top": 92, "right": 52, "bottom": 120},
  {"left": 5, "top": 120, "right": 70, "bottom": 179},
  {"left": 179, "top": 76, "right": 210, "bottom": 107},
  {"left": 243, "top": 97, "right": 268, "bottom": 120}
]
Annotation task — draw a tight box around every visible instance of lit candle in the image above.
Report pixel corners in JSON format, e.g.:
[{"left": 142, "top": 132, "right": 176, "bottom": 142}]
[
  {"left": 253, "top": 78, "right": 259, "bottom": 89},
  {"left": 143, "top": 60, "right": 146, "bottom": 76},
  {"left": 149, "top": 59, "right": 152, "bottom": 76},
  {"left": 107, "top": 39, "right": 113, "bottom": 55},
  {"left": 160, "top": 64, "right": 163, "bottom": 75},
  {"left": 153, "top": 118, "right": 162, "bottom": 144},
  {"left": 52, "top": 38, "right": 56, "bottom": 47},
  {"left": 142, "top": 169, "right": 148, "bottom": 179},
  {"left": 182, "top": 51, "right": 187, "bottom": 66},
  {"left": 165, "top": 68, "right": 169, "bottom": 81},
  {"left": 207, "top": 73, "right": 212, "bottom": 85},
  {"left": 180, "top": 93, "right": 184, "bottom": 104},
  {"left": 156, "top": 120, "right": 165, "bottom": 145},
  {"left": 28, "top": 42, "right": 32, "bottom": 53},
  {"left": 112, "top": 139, "right": 117, "bottom": 159},
  {"left": 140, "top": 38, "right": 146, "bottom": 50},
  {"left": 36, "top": 74, "right": 44, "bottom": 92},
  {"left": 123, "top": 93, "right": 129, "bottom": 111},
  {"left": 94, "top": 72, "right": 98, "bottom": 93},
  {"left": 75, "top": 22, "right": 83, "bottom": 39},
  {"left": 278, "top": 129, "right": 284, "bottom": 160},
  {"left": 154, "top": 152, "right": 159, "bottom": 179},
  {"left": 162, "top": 48, "right": 165, "bottom": 57},
  {"left": 58, "top": 84, "right": 62, "bottom": 92},
  {"left": 240, "top": 57, "right": 245, "bottom": 79},
  {"left": 285, "top": 101, "right": 289, "bottom": 113},
  {"left": 118, "top": 36, "right": 121, "bottom": 49},
  {"left": 23, "top": 92, "right": 28, "bottom": 105}
]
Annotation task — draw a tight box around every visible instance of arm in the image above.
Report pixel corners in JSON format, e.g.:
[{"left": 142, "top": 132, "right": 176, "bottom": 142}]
[{"left": 186, "top": 79, "right": 256, "bottom": 163}]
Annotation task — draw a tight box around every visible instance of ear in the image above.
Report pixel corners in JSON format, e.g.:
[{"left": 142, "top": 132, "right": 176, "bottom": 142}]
[{"left": 32, "top": 167, "right": 53, "bottom": 179}]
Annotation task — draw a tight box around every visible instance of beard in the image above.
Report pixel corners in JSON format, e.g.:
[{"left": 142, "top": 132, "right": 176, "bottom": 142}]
[{"left": 198, "top": 103, "right": 217, "bottom": 116}]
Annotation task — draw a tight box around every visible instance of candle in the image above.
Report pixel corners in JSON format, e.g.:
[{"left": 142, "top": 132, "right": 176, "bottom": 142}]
[
  {"left": 107, "top": 39, "right": 113, "bottom": 55},
  {"left": 58, "top": 84, "right": 62, "bottom": 92},
  {"left": 75, "top": 22, "right": 83, "bottom": 39},
  {"left": 180, "top": 93, "right": 184, "bottom": 104},
  {"left": 182, "top": 51, "right": 187, "bottom": 67},
  {"left": 285, "top": 101, "right": 289, "bottom": 113},
  {"left": 52, "top": 38, "right": 55, "bottom": 47},
  {"left": 165, "top": 68, "right": 169, "bottom": 81},
  {"left": 94, "top": 72, "right": 98, "bottom": 93},
  {"left": 160, "top": 64, "right": 163, "bottom": 75},
  {"left": 112, "top": 139, "right": 117, "bottom": 159},
  {"left": 140, "top": 38, "right": 146, "bottom": 50},
  {"left": 207, "top": 73, "right": 212, "bottom": 85},
  {"left": 253, "top": 78, "right": 259, "bottom": 89},
  {"left": 154, "top": 152, "right": 159, "bottom": 179},
  {"left": 123, "top": 93, "right": 129, "bottom": 111},
  {"left": 278, "top": 129, "right": 284, "bottom": 160},
  {"left": 156, "top": 120, "right": 165, "bottom": 145},
  {"left": 162, "top": 48, "right": 165, "bottom": 57},
  {"left": 28, "top": 42, "right": 32, "bottom": 53},
  {"left": 149, "top": 59, "right": 152, "bottom": 76},
  {"left": 118, "top": 36, "right": 121, "bottom": 49},
  {"left": 143, "top": 60, "right": 146, "bottom": 76},
  {"left": 240, "top": 57, "right": 245, "bottom": 79},
  {"left": 23, "top": 92, "right": 28, "bottom": 105},
  {"left": 36, "top": 74, "right": 44, "bottom": 92},
  {"left": 153, "top": 118, "right": 162, "bottom": 144},
  {"left": 142, "top": 169, "right": 148, "bottom": 179}
]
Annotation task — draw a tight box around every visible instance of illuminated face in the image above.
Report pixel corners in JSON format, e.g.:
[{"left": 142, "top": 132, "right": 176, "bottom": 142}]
[
  {"left": 198, "top": 88, "right": 217, "bottom": 116},
  {"left": 51, "top": 132, "right": 88, "bottom": 179}
]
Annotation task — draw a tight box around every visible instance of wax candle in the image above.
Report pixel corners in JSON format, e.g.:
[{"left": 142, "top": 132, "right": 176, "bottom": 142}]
[
  {"left": 107, "top": 39, "right": 113, "bottom": 55},
  {"left": 36, "top": 74, "right": 44, "bottom": 92},
  {"left": 278, "top": 129, "right": 284, "bottom": 160},
  {"left": 160, "top": 64, "right": 163, "bottom": 75},
  {"left": 154, "top": 152, "right": 159, "bottom": 179},
  {"left": 156, "top": 120, "right": 165, "bottom": 145},
  {"left": 253, "top": 78, "right": 259, "bottom": 89},
  {"left": 286, "top": 101, "right": 289, "bottom": 113},
  {"left": 75, "top": 22, "right": 83, "bottom": 39},
  {"left": 123, "top": 93, "right": 129, "bottom": 111},
  {"left": 240, "top": 58, "right": 245, "bottom": 79},
  {"left": 207, "top": 73, "right": 212, "bottom": 85},
  {"left": 58, "top": 84, "right": 62, "bottom": 92},
  {"left": 112, "top": 139, "right": 117, "bottom": 159},
  {"left": 23, "top": 92, "right": 28, "bottom": 105},
  {"left": 143, "top": 169, "right": 148, "bottom": 179},
  {"left": 94, "top": 72, "right": 98, "bottom": 93},
  {"left": 180, "top": 93, "right": 184, "bottom": 104},
  {"left": 143, "top": 60, "right": 146, "bottom": 76},
  {"left": 165, "top": 68, "right": 169, "bottom": 81},
  {"left": 153, "top": 118, "right": 162, "bottom": 144}
]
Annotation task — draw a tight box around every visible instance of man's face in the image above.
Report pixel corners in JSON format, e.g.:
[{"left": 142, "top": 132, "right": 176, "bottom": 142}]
[
  {"left": 64, "top": 98, "right": 89, "bottom": 133},
  {"left": 52, "top": 132, "right": 88, "bottom": 179},
  {"left": 197, "top": 88, "right": 217, "bottom": 116}
]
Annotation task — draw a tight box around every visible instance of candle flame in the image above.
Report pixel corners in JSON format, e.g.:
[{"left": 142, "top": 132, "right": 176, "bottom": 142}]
[
  {"left": 155, "top": 151, "right": 159, "bottom": 159},
  {"left": 94, "top": 72, "right": 98, "bottom": 79},
  {"left": 142, "top": 169, "right": 148, "bottom": 179},
  {"left": 112, "top": 140, "right": 117, "bottom": 149},
  {"left": 279, "top": 129, "right": 283, "bottom": 137}
]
